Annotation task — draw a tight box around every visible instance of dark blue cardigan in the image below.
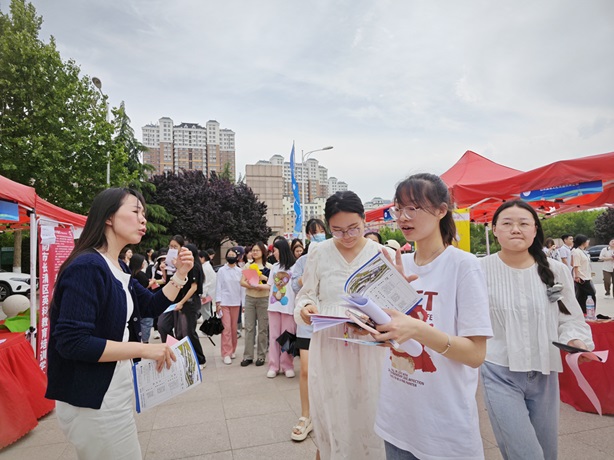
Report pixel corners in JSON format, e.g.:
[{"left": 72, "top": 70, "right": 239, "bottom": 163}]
[{"left": 45, "top": 251, "right": 173, "bottom": 409}]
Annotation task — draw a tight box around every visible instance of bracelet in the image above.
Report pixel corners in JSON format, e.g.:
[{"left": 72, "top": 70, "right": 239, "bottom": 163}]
[
  {"left": 170, "top": 273, "right": 188, "bottom": 288},
  {"left": 439, "top": 334, "right": 451, "bottom": 355}
]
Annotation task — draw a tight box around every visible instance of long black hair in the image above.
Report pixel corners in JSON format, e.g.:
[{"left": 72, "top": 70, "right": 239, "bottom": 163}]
[
  {"left": 52, "top": 188, "right": 146, "bottom": 310},
  {"left": 493, "top": 200, "right": 571, "bottom": 315},
  {"left": 394, "top": 173, "right": 456, "bottom": 246},
  {"left": 57, "top": 188, "right": 145, "bottom": 279},
  {"left": 273, "top": 238, "right": 296, "bottom": 270},
  {"left": 129, "top": 253, "right": 146, "bottom": 277}
]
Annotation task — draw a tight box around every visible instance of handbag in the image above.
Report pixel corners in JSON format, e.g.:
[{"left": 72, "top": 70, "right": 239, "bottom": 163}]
[{"left": 199, "top": 304, "right": 224, "bottom": 337}]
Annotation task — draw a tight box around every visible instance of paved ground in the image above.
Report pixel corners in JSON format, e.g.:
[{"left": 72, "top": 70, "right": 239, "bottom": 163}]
[{"left": 1, "top": 284, "right": 613, "bottom": 460}]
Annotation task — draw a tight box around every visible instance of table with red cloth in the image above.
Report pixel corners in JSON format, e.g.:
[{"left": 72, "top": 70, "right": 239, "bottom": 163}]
[
  {"left": 559, "top": 320, "right": 614, "bottom": 415},
  {"left": 0, "top": 331, "right": 55, "bottom": 449}
]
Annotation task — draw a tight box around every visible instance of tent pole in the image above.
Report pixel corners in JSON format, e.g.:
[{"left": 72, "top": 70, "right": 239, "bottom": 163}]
[
  {"left": 29, "top": 212, "right": 37, "bottom": 355},
  {"left": 485, "top": 223, "right": 490, "bottom": 256}
]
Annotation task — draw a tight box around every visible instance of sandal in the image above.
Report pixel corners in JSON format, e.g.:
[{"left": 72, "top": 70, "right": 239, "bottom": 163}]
[{"left": 291, "top": 416, "right": 313, "bottom": 441}]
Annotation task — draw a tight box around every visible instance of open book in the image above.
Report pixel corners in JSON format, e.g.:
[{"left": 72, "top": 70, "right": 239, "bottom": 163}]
[
  {"left": 132, "top": 336, "right": 202, "bottom": 413},
  {"left": 310, "top": 251, "right": 423, "bottom": 355}
]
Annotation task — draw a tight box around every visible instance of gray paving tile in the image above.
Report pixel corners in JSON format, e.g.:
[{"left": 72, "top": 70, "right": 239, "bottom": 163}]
[
  {"left": 232, "top": 439, "right": 317, "bottom": 460},
  {"left": 563, "top": 425, "right": 614, "bottom": 457},
  {"left": 0, "top": 442, "right": 66, "bottom": 460},
  {"left": 222, "top": 391, "right": 293, "bottom": 419},
  {"left": 135, "top": 407, "right": 159, "bottom": 432},
  {"left": 145, "top": 423, "right": 231, "bottom": 460},
  {"left": 153, "top": 398, "right": 225, "bottom": 430},
  {"left": 226, "top": 410, "right": 299, "bottom": 450},
  {"left": 3, "top": 417, "right": 67, "bottom": 449},
  {"left": 558, "top": 433, "right": 614, "bottom": 460},
  {"left": 559, "top": 402, "right": 614, "bottom": 435}
]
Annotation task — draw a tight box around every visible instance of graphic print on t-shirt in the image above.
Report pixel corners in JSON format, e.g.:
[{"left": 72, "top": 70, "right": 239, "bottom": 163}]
[
  {"left": 270, "top": 270, "right": 292, "bottom": 306},
  {"left": 389, "top": 289, "right": 438, "bottom": 377}
]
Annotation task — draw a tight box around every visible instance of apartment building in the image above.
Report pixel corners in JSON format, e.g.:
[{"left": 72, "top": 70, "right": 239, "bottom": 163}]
[
  {"left": 245, "top": 154, "right": 349, "bottom": 237},
  {"left": 142, "top": 117, "right": 235, "bottom": 178}
]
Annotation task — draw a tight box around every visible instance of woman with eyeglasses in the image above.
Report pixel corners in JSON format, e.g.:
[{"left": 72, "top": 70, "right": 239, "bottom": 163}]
[
  {"left": 480, "top": 201, "right": 592, "bottom": 460},
  {"left": 373, "top": 173, "right": 492, "bottom": 460},
  {"left": 296, "top": 191, "right": 391, "bottom": 460}
]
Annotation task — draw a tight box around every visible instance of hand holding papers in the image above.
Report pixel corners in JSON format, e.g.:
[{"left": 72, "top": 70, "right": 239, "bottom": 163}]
[
  {"left": 242, "top": 268, "right": 260, "bottom": 287},
  {"left": 132, "top": 336, "right": 202, "bottom": 413},
  {"left": 344, "top": 294, "right": 423, "bottom": 357}
]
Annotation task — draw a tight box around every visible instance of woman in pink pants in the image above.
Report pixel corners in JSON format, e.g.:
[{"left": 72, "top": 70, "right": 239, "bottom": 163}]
[
  {"left": 267, "top": 238, "right": 297, "bottom": 378},
  {"left": 215, "top": 248, "right": 243, "bottom": 364}
]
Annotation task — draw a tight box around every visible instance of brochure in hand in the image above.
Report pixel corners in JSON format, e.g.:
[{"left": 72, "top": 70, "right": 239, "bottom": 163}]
[{"left": 132, "top": 336, "right": 202, "bottom": 413}]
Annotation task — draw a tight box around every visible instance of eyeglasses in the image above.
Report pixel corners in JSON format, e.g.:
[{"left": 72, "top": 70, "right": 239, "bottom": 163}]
[
  {"left": 331, "top": 227, "right": 362, "bottom": 239},
  {"left": 496, "top": 221, "right": 536, "bottom": 232},
  {"left": 389, "top": 205, "right": 422, "bottom": 220}
]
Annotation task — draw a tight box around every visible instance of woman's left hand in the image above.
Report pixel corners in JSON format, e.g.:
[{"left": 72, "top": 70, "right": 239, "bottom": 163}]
[
  {"left": 173, "top": 247, "right": 194, "bottom": 278},
  {"left": 374, "top": 308, "right": 424, "bottom": 344}
]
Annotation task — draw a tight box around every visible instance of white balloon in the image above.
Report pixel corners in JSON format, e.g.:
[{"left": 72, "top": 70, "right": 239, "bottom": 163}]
[{"left": 1, "top": 294, "right": 30, "bottom": 318}]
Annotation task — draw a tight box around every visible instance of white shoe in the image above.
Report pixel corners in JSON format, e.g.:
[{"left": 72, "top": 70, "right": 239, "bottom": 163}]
[
  {"left": 199, "top": 363, "right": 207, "bottom": 370},
  {"left": 266, "top": 369, "right": 277, "bottom": 378},
  {"left": 223, "top": 356, "right": 232, "bottom": 365},
  {"left": 231, "top": 353, "right": 236, "bottom": 359},
  {"left": 285, "top": 369, "right": 295, "bottom": 378},
  {"left": 153, "top": 332, "right": 160, "bottom": 340}
]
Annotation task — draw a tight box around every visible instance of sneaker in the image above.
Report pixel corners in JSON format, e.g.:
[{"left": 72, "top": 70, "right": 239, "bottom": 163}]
[
  {"left": 153, "top": 332, "right": 160, "bottom": 340},
  {"left": 237, "top": 331, "right": 242, "bottom": 338},
  {"left": 223, "top": 356, "right": 232, "bottom": 365},
  {"left": 231, "top": 353, "right": 236, "bottom": 359},
  {"left": 266, "top": 369, "right": 277, "bottom": 378},
  {"left": 199, "top": 362, "right": 207, "bottom": 370},
  {"left": 255, "top": 358, "right": 265, "bottom": 367},
  {"left": 285, "top": 369, "right": 295, "bottom": 378},
  {"left": 240, "top": 359, "right": 253, "bottom": 367}
]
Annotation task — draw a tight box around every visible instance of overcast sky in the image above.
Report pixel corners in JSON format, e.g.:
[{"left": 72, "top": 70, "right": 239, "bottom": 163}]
[{"left": 5, "top": 0, "right": 614, "bottom": 202}]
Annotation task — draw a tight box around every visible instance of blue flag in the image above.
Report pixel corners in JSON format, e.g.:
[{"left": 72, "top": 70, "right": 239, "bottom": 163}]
[{"left": 290, "top": 143, "right": 302, "bottom": 235}]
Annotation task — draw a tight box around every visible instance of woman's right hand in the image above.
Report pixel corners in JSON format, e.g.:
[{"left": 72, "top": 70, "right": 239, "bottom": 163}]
[
  {"left": 143, "top": 343, "right": 177, "bottom": 372},
  {"left": 381, "top": 249, "right": 418, "bottom": 284},
  {"left": 301, "top": 304, "right": 318, "bottom": 324}
]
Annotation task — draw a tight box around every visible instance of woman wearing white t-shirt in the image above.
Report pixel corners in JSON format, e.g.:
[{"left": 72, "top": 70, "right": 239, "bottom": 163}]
[
  {"left": 374, "top": 173, "right": 493, "bottom": 460},
  {"left": 571, "top": 234, "right": 596, "bottom": 314},
  {"left": 481, "top": 201, "right": 593, "bottom": 460},
  {"left": 266, "top": 238, "right": 297, "bottom": 378}
]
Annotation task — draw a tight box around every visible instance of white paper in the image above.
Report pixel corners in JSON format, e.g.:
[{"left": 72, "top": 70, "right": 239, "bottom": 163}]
[
  {"left": 132, "top": 337, "right": 202, "bottom": 413},
  {"left": 40, "top": 226, "right": 57, "bottom": 245},
  {"left": 165, "top": 248, "right": 178, "bottom": 272}
]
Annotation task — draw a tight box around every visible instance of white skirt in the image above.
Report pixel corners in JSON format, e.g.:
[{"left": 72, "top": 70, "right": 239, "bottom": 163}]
[{"left": 56, "top": 360, "right": 141, "bottom": 460}]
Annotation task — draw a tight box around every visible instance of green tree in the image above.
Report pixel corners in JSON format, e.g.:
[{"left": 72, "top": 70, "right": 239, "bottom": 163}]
[
  {"left": 148, "top": 170, "right": 271, "bottom": 250},
  {"left": 540, "top": 210, "right": 603, "bottom": 241},
  {"left": 0, "top": 0, "right": 129, "bottom": 213},
  {"left": 379, "top": 227, "right": 407, "bottom": 246},
  {"left": 470, "top": 223, "right": 500, "bottom": 255},
  {"left": 594, "top": 208, "right": 614, "bottom": 243}
]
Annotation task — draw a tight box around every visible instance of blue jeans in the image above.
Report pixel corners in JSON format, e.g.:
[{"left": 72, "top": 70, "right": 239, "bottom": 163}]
[
  {"left": 385, "top": 441, "right": 420, "bottom": 460},
  {"left": 481, "top": 361, "right": 559, "bottom": 460},
  {"left": 140, "top": 317, "right": 154, "bottom": 343}
]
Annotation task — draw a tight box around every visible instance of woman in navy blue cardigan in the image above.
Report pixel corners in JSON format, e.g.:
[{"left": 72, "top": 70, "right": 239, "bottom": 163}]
[{"left": 46, "top": 188, "right": 194, "bottom": 460}]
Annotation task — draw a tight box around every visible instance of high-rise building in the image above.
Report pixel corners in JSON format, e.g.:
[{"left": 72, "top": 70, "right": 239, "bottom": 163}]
[
  {"left": 142, "top": 117, "right": 235, "bottom": 178},
  {"left": 245, "top": 155, "right": 349, "bottom": 238}
]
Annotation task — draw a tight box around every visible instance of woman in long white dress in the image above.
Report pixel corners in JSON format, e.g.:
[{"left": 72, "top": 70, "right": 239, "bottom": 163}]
[{"left": 295, "top": 191, "right": 389, "bottom": 460}]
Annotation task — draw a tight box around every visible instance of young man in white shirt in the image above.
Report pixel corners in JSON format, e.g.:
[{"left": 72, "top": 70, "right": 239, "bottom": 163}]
[{"left": 558, "top": 233, "right": 574, "bottom": 271}]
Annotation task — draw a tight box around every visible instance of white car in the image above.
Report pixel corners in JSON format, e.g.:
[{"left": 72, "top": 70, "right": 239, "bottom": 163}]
[{"left": 0, "top": 270, "right": 33, "bottom": 301}]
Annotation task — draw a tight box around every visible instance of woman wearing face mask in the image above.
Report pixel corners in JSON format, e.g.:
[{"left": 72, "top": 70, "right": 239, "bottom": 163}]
[
  {"left": 289, "top": 219, "right": 326, "bottom": 442},
  {"left": 296, "top": 192, "right": 392, "bottom": 459},
  {"left": 216, "top": 248, "right": 244, "bottom": 365}
]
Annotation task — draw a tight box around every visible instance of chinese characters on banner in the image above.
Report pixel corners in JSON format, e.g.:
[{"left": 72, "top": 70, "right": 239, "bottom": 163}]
[{"left": 38, "top": 226, "right": 74, "bottom": 372}]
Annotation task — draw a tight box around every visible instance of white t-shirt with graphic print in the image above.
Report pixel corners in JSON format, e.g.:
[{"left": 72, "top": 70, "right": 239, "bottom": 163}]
[
  {"left": 267, "top": 263, "right": 295, "bottom": 315},
  {"left": 374, "top": 246, "right": 492, "bottom": 460}
]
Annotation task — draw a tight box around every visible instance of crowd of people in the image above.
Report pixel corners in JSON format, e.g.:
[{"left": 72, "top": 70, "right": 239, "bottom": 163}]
[{"left": 45, "top": 181, "right": 601, "bottom": 460}]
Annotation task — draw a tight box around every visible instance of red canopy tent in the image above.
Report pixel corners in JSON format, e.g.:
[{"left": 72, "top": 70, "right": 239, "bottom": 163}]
[
  {"left": 0, "top": 174, "right": 87, "bottom": 350},
  {"left": 452, "top": 151, "right": 614, "bottom": 222}
]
